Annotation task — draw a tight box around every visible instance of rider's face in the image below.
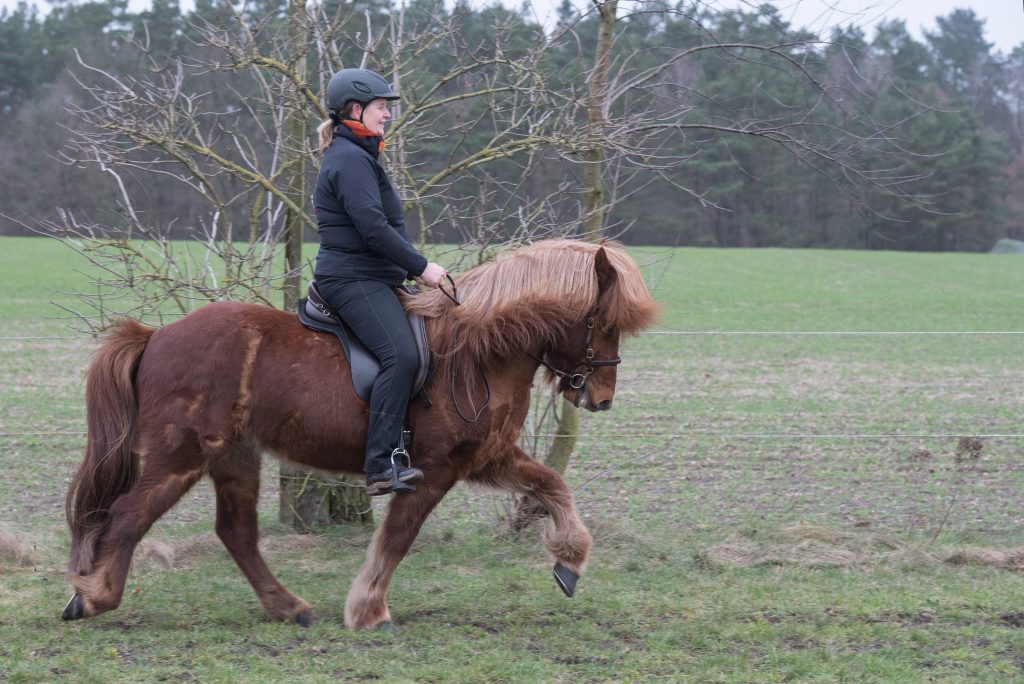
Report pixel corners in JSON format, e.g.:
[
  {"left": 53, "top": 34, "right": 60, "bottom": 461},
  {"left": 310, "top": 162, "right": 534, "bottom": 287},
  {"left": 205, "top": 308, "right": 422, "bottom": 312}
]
[{"left": 357, "top": 99, "right": 391, "bottom": 135}]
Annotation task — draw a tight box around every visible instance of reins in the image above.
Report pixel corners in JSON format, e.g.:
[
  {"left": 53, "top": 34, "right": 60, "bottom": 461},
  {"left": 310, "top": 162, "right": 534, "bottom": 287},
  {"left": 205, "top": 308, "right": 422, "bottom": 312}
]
[
  {"left": 438, "top": 274, "right": 459, "bottom": 307},
  {"left": 436, "top": 274, "right": 493, "bottom": 423}
]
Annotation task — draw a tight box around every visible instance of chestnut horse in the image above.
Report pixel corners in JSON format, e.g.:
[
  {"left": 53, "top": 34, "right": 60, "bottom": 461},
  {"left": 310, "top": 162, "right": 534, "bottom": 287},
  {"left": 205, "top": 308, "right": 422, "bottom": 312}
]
[{"left": 61, "top": 239, "right": 657, "bottom": 630}]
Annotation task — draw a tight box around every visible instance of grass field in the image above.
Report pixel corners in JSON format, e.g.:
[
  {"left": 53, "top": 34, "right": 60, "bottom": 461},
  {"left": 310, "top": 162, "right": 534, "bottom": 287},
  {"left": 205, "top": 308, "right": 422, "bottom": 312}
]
[{"left": 1, "top": 236, "right": 1022, "bottom": 682}]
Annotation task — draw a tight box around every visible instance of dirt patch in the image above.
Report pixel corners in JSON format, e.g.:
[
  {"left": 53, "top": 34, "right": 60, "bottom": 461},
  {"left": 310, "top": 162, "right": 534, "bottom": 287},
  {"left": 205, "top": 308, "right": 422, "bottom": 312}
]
[{"left": 999, "top": 612, "right": 1024, "bottom": 628}]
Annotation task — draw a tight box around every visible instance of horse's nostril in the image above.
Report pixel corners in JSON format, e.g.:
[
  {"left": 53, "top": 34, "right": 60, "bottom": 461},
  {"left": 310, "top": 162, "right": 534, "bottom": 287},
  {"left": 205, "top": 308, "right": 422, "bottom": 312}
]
[{"left": 596, "top": 399, "right": 613, "bottom": 411}]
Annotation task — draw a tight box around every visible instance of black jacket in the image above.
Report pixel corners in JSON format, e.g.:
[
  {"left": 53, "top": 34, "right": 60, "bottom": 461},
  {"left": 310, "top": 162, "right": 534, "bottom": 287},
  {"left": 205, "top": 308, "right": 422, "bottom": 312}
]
[{"left": 313, "top": 124, "right": 428, "bottom": 285}]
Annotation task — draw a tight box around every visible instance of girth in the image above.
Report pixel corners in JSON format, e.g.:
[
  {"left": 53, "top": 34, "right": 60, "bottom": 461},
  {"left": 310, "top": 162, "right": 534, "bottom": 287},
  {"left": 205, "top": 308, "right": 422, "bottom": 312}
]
[{"left": 297, "top": 281, "right": 432, "bottom": 404}]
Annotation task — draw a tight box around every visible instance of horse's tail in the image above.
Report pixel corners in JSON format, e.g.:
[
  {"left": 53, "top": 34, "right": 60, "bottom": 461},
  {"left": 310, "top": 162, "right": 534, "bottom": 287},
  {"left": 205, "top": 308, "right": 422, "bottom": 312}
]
[{"left": 66, "top": 318, "right": 155, "bottom": 579}]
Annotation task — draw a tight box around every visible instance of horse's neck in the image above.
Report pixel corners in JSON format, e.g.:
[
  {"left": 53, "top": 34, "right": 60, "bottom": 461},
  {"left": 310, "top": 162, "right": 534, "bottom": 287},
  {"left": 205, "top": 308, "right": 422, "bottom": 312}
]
[{"left": 485, "top": 344, "right": 548, "bottom": 406}]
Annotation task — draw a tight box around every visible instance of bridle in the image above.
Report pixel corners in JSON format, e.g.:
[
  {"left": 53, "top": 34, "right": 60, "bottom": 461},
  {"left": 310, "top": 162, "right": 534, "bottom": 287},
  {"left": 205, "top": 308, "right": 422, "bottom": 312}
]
[{"left": 527, "top": 311, "right": 622, "bottom": 401}]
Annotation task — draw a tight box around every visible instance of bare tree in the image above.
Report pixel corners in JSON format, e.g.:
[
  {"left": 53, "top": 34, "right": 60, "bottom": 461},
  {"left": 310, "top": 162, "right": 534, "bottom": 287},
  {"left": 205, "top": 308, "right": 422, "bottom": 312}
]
[
  {"left": 505, "top": 0, "right": 933, "bottom": 526},
  {"left": 45, "top": 2, "right": 595, "bottom": 528}
]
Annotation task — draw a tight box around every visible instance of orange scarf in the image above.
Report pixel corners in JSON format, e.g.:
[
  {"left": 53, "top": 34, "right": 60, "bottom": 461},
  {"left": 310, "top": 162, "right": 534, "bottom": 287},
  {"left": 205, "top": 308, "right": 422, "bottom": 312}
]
[{"left": 341, "top": 119, "right": 385, "bottom": 153}]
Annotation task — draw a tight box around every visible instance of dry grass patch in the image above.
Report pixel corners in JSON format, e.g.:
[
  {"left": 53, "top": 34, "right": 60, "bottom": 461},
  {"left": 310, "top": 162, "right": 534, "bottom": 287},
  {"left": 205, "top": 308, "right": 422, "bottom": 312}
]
[
  {"left": 698, "top": 523, "right": 1024, "bottom": 573},
  {"left": 0, "top": 526, "right": 43, "bottom": 570},
  {"left": 133, "top": 531, "right": 330, "bottom": 571},
  {"left": 695, "top": 522, "right": 943, "bottom": 569},
  {"left": 945, "top": 546, "right": 1024, "bottom": 571},
  {"left": 134, "top": 533, "right": 220, "bottom": 570}
]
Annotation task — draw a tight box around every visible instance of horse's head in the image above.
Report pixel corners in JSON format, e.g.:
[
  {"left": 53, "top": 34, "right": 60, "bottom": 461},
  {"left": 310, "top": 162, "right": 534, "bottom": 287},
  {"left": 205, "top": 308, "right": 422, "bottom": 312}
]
[
  {"left": 407, "top": 239, "right": 658, "bottom": 413},
  {"left": 546, "top": 247, "right": 629, "bottom": 412}
]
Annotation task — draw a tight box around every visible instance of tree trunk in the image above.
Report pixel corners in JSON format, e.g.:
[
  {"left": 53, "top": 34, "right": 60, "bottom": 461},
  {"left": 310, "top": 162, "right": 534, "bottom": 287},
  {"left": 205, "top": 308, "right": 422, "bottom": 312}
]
[
  {"left": 278, "top": 0, "right": 371, "bottom": 529},
  {"left": 281, "top": 0, "right": 306, "bottom": 313},
  {"left": 512, "top": 1, "right": 617, "bottom": 530},
  {"left": 544, "top": 0, "right": 615, "bottom": 475},
  {"left": 580, "top": 0, "right": 616, "bottom": 243},
  {"left": 279, "top": 470, "right": 373, "bottom": 530}
]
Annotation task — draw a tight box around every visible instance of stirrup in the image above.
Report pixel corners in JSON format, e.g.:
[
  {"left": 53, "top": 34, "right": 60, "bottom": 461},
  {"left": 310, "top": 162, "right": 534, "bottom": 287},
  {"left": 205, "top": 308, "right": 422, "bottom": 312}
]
[
  {"left": 390, "top": 446, "right": 412, "bottom": 469},
  {"left": 391, "top": 429, "right": 414, "bottom": 470},
  {"left": 388, "top": 447, "right": 416, "bottom": 493}
]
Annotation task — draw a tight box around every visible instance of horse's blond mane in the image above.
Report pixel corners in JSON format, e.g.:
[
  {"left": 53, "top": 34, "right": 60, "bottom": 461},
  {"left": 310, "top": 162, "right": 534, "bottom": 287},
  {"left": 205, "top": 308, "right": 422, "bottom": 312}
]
[{"left": 404, "top": 240, "right": 658, "bottom": 371}]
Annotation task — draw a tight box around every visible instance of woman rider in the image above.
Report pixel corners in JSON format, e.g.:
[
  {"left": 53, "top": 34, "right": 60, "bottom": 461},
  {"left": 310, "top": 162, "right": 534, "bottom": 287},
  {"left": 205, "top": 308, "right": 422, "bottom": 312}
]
[{"left": 313, "top": 67, "right": 447, "bottom": 496}]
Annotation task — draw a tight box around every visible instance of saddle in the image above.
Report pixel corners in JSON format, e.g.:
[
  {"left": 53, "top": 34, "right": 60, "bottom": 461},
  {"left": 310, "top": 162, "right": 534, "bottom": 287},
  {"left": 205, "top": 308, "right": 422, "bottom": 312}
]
[{"left": 297, "top": 282, "right": 432, "bottom": 404}]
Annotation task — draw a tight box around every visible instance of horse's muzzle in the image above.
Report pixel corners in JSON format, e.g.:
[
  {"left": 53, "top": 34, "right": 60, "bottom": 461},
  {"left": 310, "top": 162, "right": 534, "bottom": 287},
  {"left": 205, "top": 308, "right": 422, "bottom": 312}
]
[{"left": 579, "top": 396, "right": 613, "bottom": 412}]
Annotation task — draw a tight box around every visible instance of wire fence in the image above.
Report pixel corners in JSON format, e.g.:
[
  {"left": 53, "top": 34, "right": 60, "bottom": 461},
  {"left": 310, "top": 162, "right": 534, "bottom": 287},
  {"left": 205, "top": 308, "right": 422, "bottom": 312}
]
[
  {"left": 3, "top": 431, "right": 1023, "bottom": 440},
  {"left": 3, "top": 329, "right": 1021, "bottom": 440},
  {"left": 4, "top": 330, "right": 1024, "bottom": 341},
  {"left": 0, "top": 336, "right": 83, "bottom": 340},
  {"left": 641, "top": 331, "right": 1024, "bottom": 336}
]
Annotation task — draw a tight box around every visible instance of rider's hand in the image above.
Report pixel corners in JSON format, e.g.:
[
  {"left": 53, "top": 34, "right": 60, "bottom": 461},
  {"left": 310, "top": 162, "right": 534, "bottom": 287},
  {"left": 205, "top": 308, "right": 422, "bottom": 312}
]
[{"left": 417, "top": 262, "right": 447, "bottom": 288}]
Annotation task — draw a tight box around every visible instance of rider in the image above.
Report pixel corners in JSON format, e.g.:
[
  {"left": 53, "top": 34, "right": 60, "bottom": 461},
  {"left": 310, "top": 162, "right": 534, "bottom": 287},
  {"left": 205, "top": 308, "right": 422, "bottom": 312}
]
[{"left": 313, "top": 67, "right": 447, "bottom": 496}]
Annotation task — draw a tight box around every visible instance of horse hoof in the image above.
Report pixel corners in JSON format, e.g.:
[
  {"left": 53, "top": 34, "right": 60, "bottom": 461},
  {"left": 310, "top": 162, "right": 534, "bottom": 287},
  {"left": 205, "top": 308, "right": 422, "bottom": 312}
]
[
  {"left": 375, "top": 621, "right": 400, "bottom": 633},
  {"left": 294, "top": 609, "right": 318, "bottom": 628},
  {"left": 553, "top": 563, "right": 578, "bottom": 598},
  {"left": 62, "top": 594, "right": 86, "bottom": 621}
]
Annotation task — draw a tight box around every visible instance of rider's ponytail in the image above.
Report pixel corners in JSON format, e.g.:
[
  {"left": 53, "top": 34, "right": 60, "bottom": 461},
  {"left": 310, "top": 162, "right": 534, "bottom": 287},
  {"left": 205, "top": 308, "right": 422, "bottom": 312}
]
[{"left": 317, "top": 119, "right": 333, "bottom": 154}]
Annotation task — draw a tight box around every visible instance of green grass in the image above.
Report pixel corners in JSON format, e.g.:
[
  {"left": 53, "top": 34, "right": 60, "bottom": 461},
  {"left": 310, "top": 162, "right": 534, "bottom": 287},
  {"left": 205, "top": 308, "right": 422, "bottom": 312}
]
[
  {"left": 642, "top": 246, "right": 1023, "bottom": 332},
  {"left": 2, "top": 529, "right": 1022, "bottom": 682},
  {"left": 1, "top": 236, "right": 1023, "bottom": 682}
]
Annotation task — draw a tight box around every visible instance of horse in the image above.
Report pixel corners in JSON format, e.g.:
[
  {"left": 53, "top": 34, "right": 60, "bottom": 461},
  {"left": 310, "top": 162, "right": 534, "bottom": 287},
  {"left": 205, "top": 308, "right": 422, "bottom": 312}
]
[{"left": 61, "top": 239, "right": 658, "bottom": 630}]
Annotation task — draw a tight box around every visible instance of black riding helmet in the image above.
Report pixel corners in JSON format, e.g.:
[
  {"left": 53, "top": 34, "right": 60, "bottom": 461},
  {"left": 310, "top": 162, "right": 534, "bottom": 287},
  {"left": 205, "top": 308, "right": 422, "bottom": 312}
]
[{"left": 325, "top": 68, "right": 400, "bottom": 120}]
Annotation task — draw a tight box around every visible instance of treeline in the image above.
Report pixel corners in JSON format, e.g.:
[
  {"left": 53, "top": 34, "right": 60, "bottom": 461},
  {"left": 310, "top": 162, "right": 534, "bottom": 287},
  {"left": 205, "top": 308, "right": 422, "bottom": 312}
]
[{"left": 0, "top": 0, "right": 1021, "bottom": 251}]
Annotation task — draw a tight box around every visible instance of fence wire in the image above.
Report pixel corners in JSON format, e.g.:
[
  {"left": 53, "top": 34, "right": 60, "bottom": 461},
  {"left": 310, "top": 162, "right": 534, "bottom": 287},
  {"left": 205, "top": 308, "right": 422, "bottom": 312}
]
[
  {"left": 3, "top": 329, "right": 1021, "bottom": 440},
  {"left": 3, "top": 431, "right": 1023, "bottom": 440},
  {"left": 4, "top": 330, "right": 1024, "bottom": 341}
]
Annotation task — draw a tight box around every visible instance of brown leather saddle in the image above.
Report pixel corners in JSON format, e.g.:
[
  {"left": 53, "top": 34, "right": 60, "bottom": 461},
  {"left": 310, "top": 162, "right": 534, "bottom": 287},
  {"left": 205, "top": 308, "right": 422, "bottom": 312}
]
[{"left": 297, "top": 282, "right": 432, "bottom": 404}]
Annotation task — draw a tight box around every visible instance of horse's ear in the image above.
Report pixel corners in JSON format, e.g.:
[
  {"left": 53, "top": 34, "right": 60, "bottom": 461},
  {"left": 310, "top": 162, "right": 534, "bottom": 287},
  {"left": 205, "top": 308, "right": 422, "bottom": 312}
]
[{"left": 594, "top": 246, "right": 617, "bottom": 293}]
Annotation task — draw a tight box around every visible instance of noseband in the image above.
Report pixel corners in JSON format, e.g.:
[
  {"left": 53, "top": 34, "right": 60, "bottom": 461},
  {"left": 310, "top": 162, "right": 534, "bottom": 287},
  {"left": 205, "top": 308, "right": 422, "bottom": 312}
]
[{"left": 528, "top": 313, "right": 622, "bottom": 399}]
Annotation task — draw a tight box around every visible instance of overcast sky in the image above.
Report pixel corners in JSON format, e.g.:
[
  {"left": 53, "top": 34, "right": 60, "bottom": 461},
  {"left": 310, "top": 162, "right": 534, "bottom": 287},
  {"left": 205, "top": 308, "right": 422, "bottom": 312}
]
[
  {"left": 525, "top": 0, "right": 1023, "bottom": 55},
  {"left": 756, "top": 0, "right": 1021, "bottom": 55},
  {"left": 3, "top": 0, "right": 1020, "bottom": 55}
]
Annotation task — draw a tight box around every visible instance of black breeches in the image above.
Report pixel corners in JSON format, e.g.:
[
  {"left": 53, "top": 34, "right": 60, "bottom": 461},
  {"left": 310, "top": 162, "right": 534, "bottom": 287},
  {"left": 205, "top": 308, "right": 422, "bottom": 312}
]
[{"left": 316, "top": 278, "right": 418, "bottom": 474}]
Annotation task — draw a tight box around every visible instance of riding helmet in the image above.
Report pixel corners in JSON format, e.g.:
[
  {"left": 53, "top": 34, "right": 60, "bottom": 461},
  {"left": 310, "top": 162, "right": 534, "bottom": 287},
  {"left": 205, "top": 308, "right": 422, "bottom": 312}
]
[{"left": 325, "top": 68, "right": 400, "bottom": 112}]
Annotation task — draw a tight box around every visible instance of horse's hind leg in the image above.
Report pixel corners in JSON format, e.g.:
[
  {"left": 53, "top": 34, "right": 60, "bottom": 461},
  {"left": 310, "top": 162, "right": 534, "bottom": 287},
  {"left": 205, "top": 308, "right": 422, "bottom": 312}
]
[
  {"left": 209, "top": 450, "right": 315, "bottom": 625},
  {"left": 68, "top": 457, "right": 204, "bottom": 619},
  {"left": 470, "top": 446, "right": 593, "bottom": 593},
  {"left": 345, "top": 472, "right": 456, "bottom": 630}
]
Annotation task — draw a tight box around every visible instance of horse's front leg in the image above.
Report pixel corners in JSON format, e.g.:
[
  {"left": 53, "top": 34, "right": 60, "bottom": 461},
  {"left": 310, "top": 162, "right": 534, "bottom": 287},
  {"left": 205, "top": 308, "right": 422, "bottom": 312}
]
[
  {"left": 345, "top": 471, "right": 457, "bottom": 630},
  {"left": 469, "top": 446, "right": 593, "bottom": 595}
]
